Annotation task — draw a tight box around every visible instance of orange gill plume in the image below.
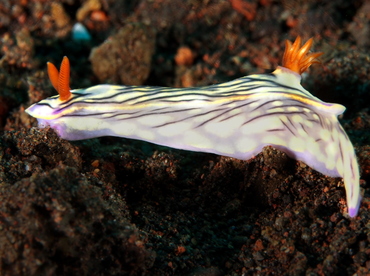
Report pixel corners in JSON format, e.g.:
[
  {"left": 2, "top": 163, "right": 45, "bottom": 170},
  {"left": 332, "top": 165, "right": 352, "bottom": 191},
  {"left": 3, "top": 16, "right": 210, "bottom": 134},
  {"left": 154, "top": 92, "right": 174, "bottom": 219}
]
[{"left": 282, "top": 36, "right": 323, "bottom": 74}]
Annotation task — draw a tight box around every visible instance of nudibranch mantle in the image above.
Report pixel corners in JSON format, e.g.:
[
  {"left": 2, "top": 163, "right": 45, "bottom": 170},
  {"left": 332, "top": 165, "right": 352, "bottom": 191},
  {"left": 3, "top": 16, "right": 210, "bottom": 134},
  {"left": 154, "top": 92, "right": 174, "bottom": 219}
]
[{"left": 26, "top": 37, "right": 361, "bottom": 217}]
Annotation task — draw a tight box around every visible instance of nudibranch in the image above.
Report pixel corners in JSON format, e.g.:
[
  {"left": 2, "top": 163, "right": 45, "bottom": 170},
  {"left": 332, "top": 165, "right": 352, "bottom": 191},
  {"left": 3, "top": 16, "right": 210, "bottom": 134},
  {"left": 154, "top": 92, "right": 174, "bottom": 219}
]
[{"left": 26, "top": 37, "right": 361, "bottom": 217}]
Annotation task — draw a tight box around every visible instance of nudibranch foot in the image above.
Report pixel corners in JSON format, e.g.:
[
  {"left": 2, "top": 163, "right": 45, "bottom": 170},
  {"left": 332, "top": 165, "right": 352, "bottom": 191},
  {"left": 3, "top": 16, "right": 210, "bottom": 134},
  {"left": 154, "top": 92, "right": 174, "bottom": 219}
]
[{"left": 25, "top": 37, "right": 361, "bottom": 218}]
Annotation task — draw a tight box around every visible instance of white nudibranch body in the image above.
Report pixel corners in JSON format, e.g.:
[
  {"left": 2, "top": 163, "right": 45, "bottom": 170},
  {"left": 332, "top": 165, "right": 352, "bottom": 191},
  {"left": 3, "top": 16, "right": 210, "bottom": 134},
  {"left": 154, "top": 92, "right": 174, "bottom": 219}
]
[{"left": 25, "top": 37, "right": 361, "bottom": 217}]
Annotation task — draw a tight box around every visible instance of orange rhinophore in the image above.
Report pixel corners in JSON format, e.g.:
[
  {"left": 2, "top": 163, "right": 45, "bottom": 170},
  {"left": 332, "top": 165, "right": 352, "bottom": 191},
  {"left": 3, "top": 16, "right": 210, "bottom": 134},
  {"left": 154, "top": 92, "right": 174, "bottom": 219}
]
[{"left": 47, "top": 56, "right": 71, "bottom": 101}]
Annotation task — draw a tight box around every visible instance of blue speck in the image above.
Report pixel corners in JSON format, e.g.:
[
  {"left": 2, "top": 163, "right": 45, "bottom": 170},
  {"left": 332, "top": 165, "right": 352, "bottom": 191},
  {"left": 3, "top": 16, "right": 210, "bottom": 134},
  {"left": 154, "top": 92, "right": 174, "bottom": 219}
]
[{"left": 72, "top": 23, "right": 91, "bottom": 41}]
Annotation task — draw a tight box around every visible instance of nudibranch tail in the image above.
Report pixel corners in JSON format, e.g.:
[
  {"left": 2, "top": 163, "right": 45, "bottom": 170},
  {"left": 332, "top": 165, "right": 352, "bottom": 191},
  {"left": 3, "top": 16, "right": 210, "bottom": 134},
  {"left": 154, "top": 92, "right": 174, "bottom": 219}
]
[
  {"left": 282, "top": 36, "right": 323, "bottom": 74},
  {"left": 47, "top": 56, "right": 71, "bottom": 101}
]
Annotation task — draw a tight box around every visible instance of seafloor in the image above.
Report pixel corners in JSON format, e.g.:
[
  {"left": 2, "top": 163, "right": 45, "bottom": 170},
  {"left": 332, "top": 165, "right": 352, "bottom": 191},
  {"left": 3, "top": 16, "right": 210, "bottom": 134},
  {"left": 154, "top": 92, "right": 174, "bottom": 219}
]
[{"left": 0, "top": 0, "right": 369, "bottom": 275}]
